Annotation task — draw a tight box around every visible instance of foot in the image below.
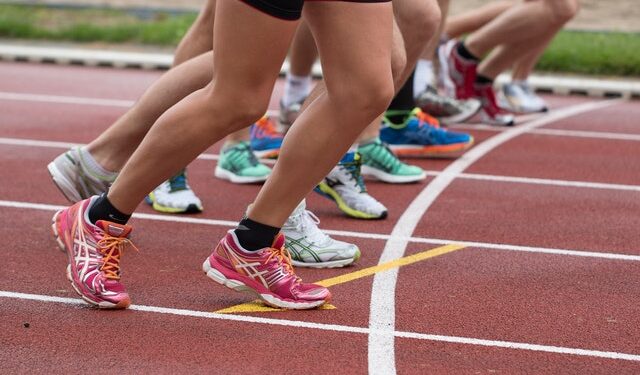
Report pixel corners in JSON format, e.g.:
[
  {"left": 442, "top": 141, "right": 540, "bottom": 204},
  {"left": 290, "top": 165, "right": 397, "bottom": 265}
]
[
  {"left": 415, "top": 85, "right": 481, "bottom": 125},
  {"left": 380, "top": 108, "right": 474, "bottom": 157},
  {"left": 279, "top": 98, "right": 304, "bottom": 127},
  {"left": 203, "top": 231, "right": 331, "bottom": 309},
  {"left": 283, "top": 200, "right": 360, "bottom": 268},
  {"left": 475, "top": 82, "right": 516, "bottom": 126},
  {"left": 444, "top": 40, "right": 478, "bottom": 100},
  {"left": 315, "top": 152, "right": 388, "bottom": 220},
  {"left": 358, "top": 138, "right": 426, "bottom": 183},
  {"left": 51, "top": 197, "right": 136, "bottom": 309},
  {"left": 214, "top": 141, "right": 272, "bottom": 184},
  {"left": 146, "top": 170, "right": 203, "bottom": 213},
  {"left": 250, "top": 116, "right": 283, "bottom": 159},
  {"left": 47, "top": 147, "right": 114, "bottom": 203},
  {"left": 500, "top": 82, "right": 548, "bottom": 114}
]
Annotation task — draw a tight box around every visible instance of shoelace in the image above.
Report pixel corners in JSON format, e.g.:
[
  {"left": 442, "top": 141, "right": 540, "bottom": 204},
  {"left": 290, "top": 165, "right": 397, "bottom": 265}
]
[
  {"left": 295, "top": 210, "right": 330, "bottom": 245},
  {"left": 370, "top": 141, "right": 402, "bottom": 171},
  {"left": 97, "top": 235, "right": 139, "bottom": 280},
  {"left": 266, "top": 244, "right": 298, "bottom": 280},
  {"left": 230, "top": 143, "right": 260, "bottom": 167},
  {"left": 168, "top": 171, "right": 188, "bottom": 192},
  {"left": 340, "top": 155, "right": 367, "bottom": 193},
  {"left": 255, "top": 116, "right": 280, "bottom": 137}
]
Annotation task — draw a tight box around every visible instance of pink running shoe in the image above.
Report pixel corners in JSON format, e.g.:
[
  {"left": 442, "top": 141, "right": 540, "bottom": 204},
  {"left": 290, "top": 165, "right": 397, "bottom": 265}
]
[
  {"left": 445, "top": 40, "right": 478, "bottom": 100},
  {"left": 203, "top": 231, "right": 331, "bottom": 309},
  {"left": 51, "top": 197, "right": 136, "bottom": 309}
]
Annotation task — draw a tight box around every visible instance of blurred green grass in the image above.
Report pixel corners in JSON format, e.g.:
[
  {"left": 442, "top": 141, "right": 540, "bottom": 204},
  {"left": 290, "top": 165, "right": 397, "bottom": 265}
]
[
  {"left": 0, "top": 5, "right": 195, "bottom": 45},
  {"left": 1, "top": 5, "right": 639, "bottom": 77}
]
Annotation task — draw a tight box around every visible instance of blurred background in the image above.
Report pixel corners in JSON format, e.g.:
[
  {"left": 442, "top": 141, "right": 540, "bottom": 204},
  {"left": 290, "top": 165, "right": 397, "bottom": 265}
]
[{"left": 0, "top": 0, "right": 638, "bottom": 77}]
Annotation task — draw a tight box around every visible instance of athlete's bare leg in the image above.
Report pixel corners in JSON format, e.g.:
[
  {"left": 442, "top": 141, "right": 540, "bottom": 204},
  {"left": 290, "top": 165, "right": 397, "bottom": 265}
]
[
  {"left": 248, "top": 2, "right": 395, "bottom": 226},
  {"left": 444, "top": 0, "right": 512, "bottom": 39},
  {"left": 289, "top": 21, "right": 317, "bottom": 77},
  {"left": 85, "top": 0, "right": 250, "bottom": 172},
  {"left": 476, "top": 0, "right": 579, "bottom": 79},
  {"left": 107, "top": 1, "right": 394, "bottom": 225},
  {"left": 464, "top": 0, "right": 579, "bottom": 61}
]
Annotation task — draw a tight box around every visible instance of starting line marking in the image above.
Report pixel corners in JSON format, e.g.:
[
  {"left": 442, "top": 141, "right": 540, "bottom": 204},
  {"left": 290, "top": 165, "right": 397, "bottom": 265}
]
[
  {"left": 1, "top": 290, "right": 639, "bottom": 363},
  {"left": 216, "top": 244, "right": 466, "bottom": 313}
]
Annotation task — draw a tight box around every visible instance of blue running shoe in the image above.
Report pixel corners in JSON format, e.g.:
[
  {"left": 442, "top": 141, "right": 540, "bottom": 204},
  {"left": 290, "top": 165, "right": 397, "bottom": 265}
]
[
  {"left": 380, "top": 108, "right": 474, "bottom": 157},
  {"left": 250, "top": 116, "right": 283, "bottom": 159}
]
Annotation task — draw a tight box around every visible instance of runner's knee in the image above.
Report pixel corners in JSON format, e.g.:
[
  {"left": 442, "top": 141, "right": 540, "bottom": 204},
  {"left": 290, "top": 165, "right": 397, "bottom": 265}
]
[{"left": 545, "top": 0, "right": 579, "bottom": 25}]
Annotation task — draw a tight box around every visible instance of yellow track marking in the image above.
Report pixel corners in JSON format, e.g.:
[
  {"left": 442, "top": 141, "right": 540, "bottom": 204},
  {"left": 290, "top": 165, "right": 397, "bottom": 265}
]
[{"left": 216, "top": 243, "right": 466, "bottom": 314}]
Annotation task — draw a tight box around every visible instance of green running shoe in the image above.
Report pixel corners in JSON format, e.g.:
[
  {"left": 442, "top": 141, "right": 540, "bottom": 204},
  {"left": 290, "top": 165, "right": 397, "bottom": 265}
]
[
  {"left": 358, "top": 138, "right": 426, "bottom": 183},
  {"left": 214, "top": 141, "right": 271, "bottom": 184}
]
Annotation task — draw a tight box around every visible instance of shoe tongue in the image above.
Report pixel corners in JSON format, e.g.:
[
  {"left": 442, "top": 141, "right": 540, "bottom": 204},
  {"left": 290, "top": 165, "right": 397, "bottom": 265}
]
[
  {"left": 272, "top": 233, "right": 286, "bottom": 249},
  {"left": 339, "top": 152, "right": 356, "bottom": 164},
  {"left": 95, "top": 220, "right": 132, "bottom": 238}
]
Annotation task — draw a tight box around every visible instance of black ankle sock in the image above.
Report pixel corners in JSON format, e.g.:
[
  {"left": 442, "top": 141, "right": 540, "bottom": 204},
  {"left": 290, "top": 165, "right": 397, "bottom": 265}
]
[
  {"left": 475, "top": 74, "right": 494, "bottom": 85},
  {"left": 88, "top": 193, "right": 131, "bottom": 225},
  {"left": 234, "top": 217, "right": 280, "bottom": 251},
  {"left": 457, "top": 42, "right": 479, "bottom": 62},
  {"left": 386, "top": 70, "right": 416, "bottom": 124}
]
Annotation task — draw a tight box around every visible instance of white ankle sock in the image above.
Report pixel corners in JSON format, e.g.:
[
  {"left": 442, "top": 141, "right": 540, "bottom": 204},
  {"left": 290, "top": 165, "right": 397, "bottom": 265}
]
[
  {"left": 413, "top": 59, "right": 435, "bottom": 99},
  {"left": 282, "top": 73, "right": 312, "bottom": 107}
]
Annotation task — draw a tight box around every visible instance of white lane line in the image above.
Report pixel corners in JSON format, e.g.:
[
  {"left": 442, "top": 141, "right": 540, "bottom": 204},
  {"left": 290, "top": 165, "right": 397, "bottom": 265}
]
[
  {"left": 0, "top": 137, "right": 221, "bottom": 161},
  {"left": 2, "top": 290, "right": 639, "bottom": 362},
  {"left": 532, "top": 128, "right": 640, "bottom": 142},
  {"left": 0, "top": 91, "right": 280, "bottom": 117},
  {"left": 448, "top": 172, "right": 640, "bottom": 192},
  {"left": 2, "top": 198, "right": 640, "bottom": 262},
  {"left": 368, "top": 99, "right": 624, "bottom": 375},
  {"left": 2, "top": 136, "right": 639, "bottom": 192},
  {"left": 0, "top": 91, "right": 135, "bottom": 107},
  {"left": 2, "top": 90, "right": 638, "bottom": 142},
  {"left": 453, "top": 123, "right": 640, "bottom": 142}
]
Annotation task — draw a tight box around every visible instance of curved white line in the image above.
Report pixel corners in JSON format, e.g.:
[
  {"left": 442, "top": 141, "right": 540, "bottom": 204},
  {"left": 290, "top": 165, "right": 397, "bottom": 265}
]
[{"left": 367, "top": 98, "right": 623, "bottom": 375}]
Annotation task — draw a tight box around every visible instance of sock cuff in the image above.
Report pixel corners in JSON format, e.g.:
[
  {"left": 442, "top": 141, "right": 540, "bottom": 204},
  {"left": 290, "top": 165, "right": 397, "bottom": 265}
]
[{"left": 78, "top": 147, "right": 118, "bottom": 182}]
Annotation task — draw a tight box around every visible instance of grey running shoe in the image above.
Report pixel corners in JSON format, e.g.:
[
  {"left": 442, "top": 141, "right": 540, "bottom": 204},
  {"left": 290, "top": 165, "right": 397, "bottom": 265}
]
[
  {"left": 283, "top": 200, "right": 360, "bottom": 268},
  {"left": 47, "top": 147, "right": 114, "bottom": 203},
  {"left": 415, "top": 85, "right": 481, "bottom": 125}
]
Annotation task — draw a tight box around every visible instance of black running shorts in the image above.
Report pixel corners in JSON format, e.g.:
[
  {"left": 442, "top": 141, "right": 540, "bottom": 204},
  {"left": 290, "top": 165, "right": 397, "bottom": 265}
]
[{"left": 242, "top": 0, "right": 391, "bottom": 21}]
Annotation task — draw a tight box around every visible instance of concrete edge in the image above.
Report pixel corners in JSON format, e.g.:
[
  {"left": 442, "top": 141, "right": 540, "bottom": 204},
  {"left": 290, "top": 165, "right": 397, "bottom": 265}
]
[{"left": 1, "top": 43, "right": 639, "bottom": 99}]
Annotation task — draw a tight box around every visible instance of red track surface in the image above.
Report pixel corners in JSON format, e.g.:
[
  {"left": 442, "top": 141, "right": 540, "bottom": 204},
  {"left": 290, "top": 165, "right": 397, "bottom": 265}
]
[{"left": 1, "top": 61, "right": 639, "bottom": 374}]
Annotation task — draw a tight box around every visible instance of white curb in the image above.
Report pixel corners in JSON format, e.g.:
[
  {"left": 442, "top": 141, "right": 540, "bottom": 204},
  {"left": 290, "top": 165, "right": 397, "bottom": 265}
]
[{"left": 1, "top": 43, "right": 638, "bottom": 99}]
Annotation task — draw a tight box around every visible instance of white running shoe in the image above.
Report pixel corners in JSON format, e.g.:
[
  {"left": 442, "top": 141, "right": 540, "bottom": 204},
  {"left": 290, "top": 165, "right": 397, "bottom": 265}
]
[
  {"left": 47, "top": 147, "right": 114, "bottom": 203},
  {"left": 283, "top": 200, "right": 360, "bottom": 268},
  {"left": 146, "top": 171, "right": 203, "bottom": 214},
  {"left": 315, "top": 152, "right": 388, "bottom": 220},
  {"left": 500, "top": 82, "right": 549, "bottom": 113}
]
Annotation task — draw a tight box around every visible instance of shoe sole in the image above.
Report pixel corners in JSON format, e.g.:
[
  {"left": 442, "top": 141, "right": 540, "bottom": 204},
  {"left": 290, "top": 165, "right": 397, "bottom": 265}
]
[
  {"left": 50, "top": 210, "right": 130, "bottom": 309},
  {"left": 145, "top": 192, "right": 203, "bottom": 214},
  {"left": 202, "top": 258, "right": 328, "bottom": 310},
  {"left": 315, "top": 183, "right": 387, "bottom": 220},
  {"left": 252, "top": 149, "right": 280, "bottom": 159},
  {"left": 291, "top": 247, "right": 360, "bottom": 269},
  {"left": 438, "top": 100, "right": 482, "bottom": 125},
  {"left": 388, "top": 138, "right": 474, "bottom": 158},
  {"left": 47, "top": 161, "right": 83, "bottom": 203},
  {"left": 361, "top": 165, "right": 426, "bottom": 184},
  {"left": 214, "top": 166, "right": 269, "bottom": 184}
]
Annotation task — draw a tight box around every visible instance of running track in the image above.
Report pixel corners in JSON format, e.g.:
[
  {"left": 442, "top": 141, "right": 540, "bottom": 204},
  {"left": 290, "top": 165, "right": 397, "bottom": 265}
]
[{"left": 1, "top": 61, "right": 639, "bottom": 374}]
